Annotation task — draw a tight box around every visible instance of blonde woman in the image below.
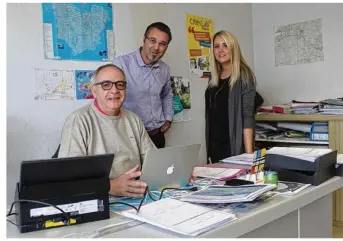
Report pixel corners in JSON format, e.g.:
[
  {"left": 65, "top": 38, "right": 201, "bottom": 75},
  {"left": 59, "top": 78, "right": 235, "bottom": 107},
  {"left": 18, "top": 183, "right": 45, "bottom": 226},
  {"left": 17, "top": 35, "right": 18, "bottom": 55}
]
[{"left": 205, "top": 30, "right": 256, "bottom": 163}]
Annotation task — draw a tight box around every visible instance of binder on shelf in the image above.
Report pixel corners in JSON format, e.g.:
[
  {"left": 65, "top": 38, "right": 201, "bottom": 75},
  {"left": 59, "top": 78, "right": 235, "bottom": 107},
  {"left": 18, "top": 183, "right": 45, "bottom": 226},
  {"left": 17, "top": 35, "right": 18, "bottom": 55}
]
[
  {"left": 310, "top": 122, "right": 329, "bottom": 141},
  {"left": 264, "top": 150, "right": 337, "bottom": 186}
]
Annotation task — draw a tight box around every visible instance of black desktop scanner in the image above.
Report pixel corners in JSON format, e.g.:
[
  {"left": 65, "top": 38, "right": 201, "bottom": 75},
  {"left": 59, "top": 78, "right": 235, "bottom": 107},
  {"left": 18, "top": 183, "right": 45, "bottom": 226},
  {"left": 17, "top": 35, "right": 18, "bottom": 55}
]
[{"left": 12, "top": 154, "right": 114, "bottom": 233}]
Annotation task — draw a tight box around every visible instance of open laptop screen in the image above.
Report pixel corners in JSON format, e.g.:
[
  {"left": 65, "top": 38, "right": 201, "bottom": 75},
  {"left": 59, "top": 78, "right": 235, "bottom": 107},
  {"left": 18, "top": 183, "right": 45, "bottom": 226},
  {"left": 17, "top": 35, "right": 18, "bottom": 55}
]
[{"left": 140, "top": 144, "right": 201, "bottom": 191}]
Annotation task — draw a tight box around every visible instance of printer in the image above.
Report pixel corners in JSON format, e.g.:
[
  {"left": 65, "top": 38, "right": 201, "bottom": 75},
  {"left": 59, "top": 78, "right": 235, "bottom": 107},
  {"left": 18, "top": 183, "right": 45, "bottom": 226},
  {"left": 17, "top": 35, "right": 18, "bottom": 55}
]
[
  {"left": 264, "top": 147, "right": 337, "bottom": 186},
  {"left": 11, "top": 154, "right": 114, "bottom": 233}
]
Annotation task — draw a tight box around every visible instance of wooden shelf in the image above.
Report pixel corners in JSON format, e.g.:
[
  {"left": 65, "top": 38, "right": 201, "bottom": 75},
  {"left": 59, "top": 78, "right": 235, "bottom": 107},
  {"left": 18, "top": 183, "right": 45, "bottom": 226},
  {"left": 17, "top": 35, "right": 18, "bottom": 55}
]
[
  {"left": 256, "top": 137, "right": 329, "bottom": 145},
  {"left": 255, "top": 112, "right": 343, "bottom": 226},
  {"left": 256, "top": 113, "right": 343, "bottom": 122}
]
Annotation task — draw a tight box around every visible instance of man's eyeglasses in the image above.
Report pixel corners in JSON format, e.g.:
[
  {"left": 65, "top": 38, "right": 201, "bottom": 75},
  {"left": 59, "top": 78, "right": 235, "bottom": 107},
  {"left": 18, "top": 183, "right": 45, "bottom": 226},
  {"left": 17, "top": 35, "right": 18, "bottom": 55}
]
[
  {"left": 94, "top": 81, "right": 126, "bottom": 91},
  {"left": 145, "top": 36, "right": 168, "bottom": 48}
]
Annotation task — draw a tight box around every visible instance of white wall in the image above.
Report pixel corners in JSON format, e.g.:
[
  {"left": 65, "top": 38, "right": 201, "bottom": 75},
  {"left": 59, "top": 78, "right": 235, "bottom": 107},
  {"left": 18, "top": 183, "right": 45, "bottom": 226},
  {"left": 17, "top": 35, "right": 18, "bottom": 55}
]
[
  {"left": 252, "top": 3, "right": 343, "bottom": 105},
  {"left": 149, "top": 3, "right": 254, "bottom": 165},
  {"left": 6, "top": 3, "right": 254, "bottom": 204}
]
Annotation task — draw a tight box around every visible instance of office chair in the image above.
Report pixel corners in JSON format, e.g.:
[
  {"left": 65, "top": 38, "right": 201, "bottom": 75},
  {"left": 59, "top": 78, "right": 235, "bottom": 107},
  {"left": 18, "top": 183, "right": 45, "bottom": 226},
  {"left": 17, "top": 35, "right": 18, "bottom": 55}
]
[{"left": 52, "top": 144, "right": 60, "bottom": 158}]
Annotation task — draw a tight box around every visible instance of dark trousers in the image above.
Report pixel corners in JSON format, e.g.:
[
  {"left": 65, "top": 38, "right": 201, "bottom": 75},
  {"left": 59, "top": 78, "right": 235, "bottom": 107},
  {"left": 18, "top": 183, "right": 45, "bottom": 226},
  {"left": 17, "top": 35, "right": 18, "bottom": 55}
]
[
  {"left": 208, "top": 140, "right": 231, "bottom": 164},
  {"left": 149, "top": 131, "right": 165, "bottom": 149}
]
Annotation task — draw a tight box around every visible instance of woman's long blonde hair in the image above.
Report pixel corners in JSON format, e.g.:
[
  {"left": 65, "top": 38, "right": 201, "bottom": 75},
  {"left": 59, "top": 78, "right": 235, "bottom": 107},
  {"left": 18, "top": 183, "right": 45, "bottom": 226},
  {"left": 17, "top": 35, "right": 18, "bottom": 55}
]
[{"left": 209, "top": 30, "right": 256, "bottom": 89}]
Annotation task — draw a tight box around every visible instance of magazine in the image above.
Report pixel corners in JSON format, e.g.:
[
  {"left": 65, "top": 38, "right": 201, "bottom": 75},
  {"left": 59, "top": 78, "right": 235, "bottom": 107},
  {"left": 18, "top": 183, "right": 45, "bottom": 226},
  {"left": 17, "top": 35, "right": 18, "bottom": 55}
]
[{"left": 179, "top": 184, "right": 276, "bottom": 204}]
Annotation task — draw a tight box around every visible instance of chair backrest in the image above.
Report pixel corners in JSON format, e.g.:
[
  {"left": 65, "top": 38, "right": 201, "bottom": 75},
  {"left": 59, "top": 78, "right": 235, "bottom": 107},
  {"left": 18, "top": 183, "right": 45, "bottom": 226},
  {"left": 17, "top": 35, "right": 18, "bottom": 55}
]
[
  {"left": 254, "top": 92, "right": 264, "bottom": 113},
  {"left": 51, "top": 144, "right": 60, "bottom": 158}
]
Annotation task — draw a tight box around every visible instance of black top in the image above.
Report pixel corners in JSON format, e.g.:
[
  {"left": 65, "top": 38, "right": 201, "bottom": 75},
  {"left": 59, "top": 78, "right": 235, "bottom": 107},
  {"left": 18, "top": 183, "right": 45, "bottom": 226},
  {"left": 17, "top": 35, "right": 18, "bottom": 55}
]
[
  {"left": 205, "top": 77, "right": 230, "bottom": 142},
  {"left": 205, "top": 75, "right": 256, "bottom": 159}
]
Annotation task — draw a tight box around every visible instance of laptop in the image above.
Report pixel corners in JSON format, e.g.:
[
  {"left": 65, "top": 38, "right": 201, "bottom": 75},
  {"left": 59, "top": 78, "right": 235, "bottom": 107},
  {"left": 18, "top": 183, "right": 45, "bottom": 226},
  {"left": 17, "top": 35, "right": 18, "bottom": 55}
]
[
  {"left": 19, "top": 153, "right": 114, "bottom": 189},
  {"left": 139, "top": 144, "right": 201, "bottom": 191}
]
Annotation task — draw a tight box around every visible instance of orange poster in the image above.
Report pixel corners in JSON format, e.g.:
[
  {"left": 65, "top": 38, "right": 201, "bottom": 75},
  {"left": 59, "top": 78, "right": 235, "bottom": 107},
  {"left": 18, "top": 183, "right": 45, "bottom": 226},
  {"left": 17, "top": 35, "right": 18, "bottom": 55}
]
[{"left": 186, "top": 14, "right": 214, "bottom": 78}]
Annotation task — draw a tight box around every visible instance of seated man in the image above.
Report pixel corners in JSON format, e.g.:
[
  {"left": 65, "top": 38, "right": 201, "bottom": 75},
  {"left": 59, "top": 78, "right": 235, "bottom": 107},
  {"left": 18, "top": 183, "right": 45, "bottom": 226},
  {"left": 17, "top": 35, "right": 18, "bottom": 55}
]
[{"left": 58, "top": 64, "right": 156, "bottom": 198}]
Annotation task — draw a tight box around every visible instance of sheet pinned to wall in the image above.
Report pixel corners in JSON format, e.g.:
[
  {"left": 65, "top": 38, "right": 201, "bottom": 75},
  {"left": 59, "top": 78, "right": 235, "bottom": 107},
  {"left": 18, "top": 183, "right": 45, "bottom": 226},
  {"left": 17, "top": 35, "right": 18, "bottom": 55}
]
[
  {"left": 171, "top": 76, "right": 191, "bottom": 122},
  {"left": 186, "top": 13, "right": 214, "bottom": 78},
  {"left": 34, "top": 68, "right": 75, "bottom": 100}
]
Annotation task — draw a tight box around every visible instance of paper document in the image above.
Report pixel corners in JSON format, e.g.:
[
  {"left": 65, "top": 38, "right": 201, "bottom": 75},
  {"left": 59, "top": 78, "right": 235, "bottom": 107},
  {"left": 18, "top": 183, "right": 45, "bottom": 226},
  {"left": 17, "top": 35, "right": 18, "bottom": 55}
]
[
  {"left": 290, "top": 101, "right": 318, "bottom": 108},
  {"left": 266, "top": 147, "right": 332, "bottom": 162},
  {"left": 277, "top": 122, "right": 312, "bottom": 133},
  {"left": 272, "top": 181, "right": 311, "bottom": 196},
  {"left": 194, "top": 166, "right": 247, "bottom": 180},
  {"left": 221, "top": 153, "right": 255, "bottom": 165},
  {"left": 121, "top": 198, "right": 236, "bottom": 236},
  {"left": 110, "top": 178, "right": 222, "bottom": 213},
  {"left": 320, "top": 99, "right": 343, "bottom": 106},
  {"left": 256, "top": 122, "right": 278, "bottom": 131}
]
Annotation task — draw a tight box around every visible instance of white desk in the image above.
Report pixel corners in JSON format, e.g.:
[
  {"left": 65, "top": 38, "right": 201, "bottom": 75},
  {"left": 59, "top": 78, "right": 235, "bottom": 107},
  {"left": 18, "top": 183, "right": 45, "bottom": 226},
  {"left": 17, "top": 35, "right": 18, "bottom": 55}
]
[{"left": 7, "top": 177, "right": 343, "bottom": 238}]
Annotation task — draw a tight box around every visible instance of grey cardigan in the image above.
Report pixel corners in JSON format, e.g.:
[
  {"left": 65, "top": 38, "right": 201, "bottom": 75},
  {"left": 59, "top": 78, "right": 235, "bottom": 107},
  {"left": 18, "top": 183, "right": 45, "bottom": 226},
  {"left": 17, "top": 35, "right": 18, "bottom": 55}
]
[{"left": 205, "top": 78, "right": 256, "bottom": 158}]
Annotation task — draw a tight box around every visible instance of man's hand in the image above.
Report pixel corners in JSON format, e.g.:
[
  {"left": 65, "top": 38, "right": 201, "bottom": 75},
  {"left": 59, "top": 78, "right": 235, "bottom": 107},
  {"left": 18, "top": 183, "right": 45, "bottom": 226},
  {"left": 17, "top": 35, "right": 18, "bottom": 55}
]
[
  {"left": 160, "top": 120, "right": 171, "bottom": 133},
  {"left": 109, "top": 165, "right": 147, "bottom": 197},
  {"left": 189, "top": 171, "right": 197, "bottom": 185}
]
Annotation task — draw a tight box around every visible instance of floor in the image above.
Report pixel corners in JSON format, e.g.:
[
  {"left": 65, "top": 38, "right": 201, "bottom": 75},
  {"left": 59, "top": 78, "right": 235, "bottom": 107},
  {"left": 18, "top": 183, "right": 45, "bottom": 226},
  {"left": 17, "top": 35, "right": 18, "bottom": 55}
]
[{"left": 333, "top": 226, "right": 343, "bottom": 238}]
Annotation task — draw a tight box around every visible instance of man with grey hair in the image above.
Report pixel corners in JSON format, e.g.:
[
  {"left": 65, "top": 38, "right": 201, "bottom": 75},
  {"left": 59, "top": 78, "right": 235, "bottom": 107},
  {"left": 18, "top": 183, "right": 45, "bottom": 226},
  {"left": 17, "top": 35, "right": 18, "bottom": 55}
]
[{"left": 58, "top": 64, "right": 156, "bottom": 197}]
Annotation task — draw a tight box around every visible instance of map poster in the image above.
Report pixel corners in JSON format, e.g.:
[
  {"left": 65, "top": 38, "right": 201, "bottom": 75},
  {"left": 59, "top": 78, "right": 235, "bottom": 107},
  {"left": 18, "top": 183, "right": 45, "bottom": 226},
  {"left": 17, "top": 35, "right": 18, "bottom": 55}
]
[
  {"left": 34, "top": 68, "right": 75, "bottom": 100},
  {"left": 75, "top": 70, "right": 95, "bottom": 100},
  {"left": 186, "top": 14, "right": 214, "bottom": 78},
  {"left": 171, "top": 76, "right": 191, "bottom": 122},
  {"left": 274, "top": 19, "right": 324, "bottom": 66},
  {"left": 42, "top": 3, "right": 115, "bottom": 61}
]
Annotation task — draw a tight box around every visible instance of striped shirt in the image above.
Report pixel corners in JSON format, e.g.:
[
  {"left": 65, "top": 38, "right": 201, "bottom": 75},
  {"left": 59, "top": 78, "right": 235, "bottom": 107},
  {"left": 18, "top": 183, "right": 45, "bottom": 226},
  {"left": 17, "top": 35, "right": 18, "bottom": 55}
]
[{"left": 113, "top": 49, "right": 173, "bottom": 131}]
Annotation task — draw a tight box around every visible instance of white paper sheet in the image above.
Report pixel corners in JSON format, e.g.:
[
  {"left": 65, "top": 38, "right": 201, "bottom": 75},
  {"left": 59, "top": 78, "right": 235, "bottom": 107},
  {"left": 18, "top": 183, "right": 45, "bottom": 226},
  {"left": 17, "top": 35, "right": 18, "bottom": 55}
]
[
  {"left": 194, "top": 167, "right": 245, "bottom": 180},
  {"left": 266, "top": 147, "right": 332, "bottom": 162},
  {"left": 121, "top": 198, "right": 236, "bottom": 236}
]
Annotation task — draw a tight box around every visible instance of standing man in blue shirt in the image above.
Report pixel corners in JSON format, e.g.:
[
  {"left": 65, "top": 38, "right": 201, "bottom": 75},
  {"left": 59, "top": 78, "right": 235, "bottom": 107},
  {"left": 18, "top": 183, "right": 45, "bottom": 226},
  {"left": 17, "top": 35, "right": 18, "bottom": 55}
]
[{"left": 113, "top": 22, "right": 173, "bottom": 148}]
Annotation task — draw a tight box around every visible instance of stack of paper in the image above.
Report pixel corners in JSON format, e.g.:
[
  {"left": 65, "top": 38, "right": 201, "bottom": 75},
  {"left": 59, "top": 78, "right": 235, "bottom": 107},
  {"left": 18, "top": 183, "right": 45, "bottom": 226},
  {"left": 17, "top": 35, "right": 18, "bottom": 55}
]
[
  {"left": 179, "top": 184, "right": 276, "bottom": 204},
  {"left": 256, "top": 122, "right": 278, "bottom": 131},
  {"left": 266, "top": 147, "right": 333, "bottom": 162},
  {"left": 277, "top": 122, "right": 312, "bottom": 133},
  {"left": 290, "top": 101, "right": 319, "bottom": 114},
  {"left": 193, "top": 166, "right": 248, "bottom": 181},
  {"left": 272, "top": 181, "right": 311, "bottom": 196},
  {"left": 221, "top": 153, "right": 255, "bottom": 166},
  {"left": 319, "top": 99, "right": 343, "bottom": 115},
  {"left": 120, "top": 198, "right": 237, "bottom": 236}
]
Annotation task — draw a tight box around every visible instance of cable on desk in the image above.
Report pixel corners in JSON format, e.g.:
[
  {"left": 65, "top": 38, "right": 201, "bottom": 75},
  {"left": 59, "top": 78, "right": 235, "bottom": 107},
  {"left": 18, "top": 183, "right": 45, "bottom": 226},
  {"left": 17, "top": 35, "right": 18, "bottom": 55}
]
[
  {"left": 109, "top": 201, "right": 140, "bottom": 212},
  {"left": 110, "top": 185, "right": 149, "bottom": 213},
  {"left": 6, "top": 199, "right": 71, "bottom": 227},
  {"left": 109, "top": 186, "right": 198, "bottom": 213},
  {"left": 6, "top": 219, "right": 30, "bottom": 228},
  {"left": 158, "top": 186, "right": 198, "bottom": 200},
  {"left": 7, "top": 212, "right": 17, "bottom": 217},
  {"left": 62, "top": 220, "right": 142, "bottom": 238}
]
